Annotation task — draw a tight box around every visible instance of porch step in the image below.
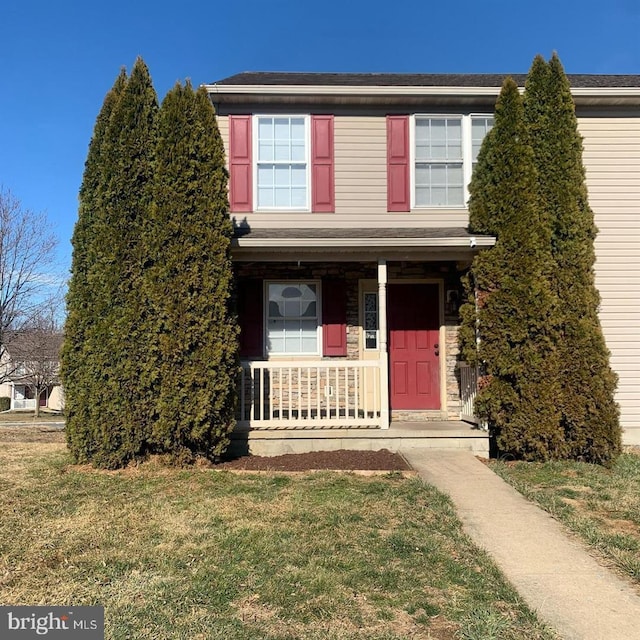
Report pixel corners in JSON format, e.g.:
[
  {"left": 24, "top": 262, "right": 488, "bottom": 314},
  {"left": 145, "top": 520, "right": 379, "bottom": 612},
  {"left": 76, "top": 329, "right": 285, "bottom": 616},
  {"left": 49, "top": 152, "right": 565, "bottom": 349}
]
[{"left": 230, "top": 421, "right": 489, "bottom": 458}]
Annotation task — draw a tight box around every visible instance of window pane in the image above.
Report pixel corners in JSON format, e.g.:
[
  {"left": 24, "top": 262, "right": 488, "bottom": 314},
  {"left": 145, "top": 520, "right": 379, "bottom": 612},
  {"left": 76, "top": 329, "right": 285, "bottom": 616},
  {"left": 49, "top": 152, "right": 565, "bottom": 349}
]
[
  {"left": 274, "top": 118, "right": 290, "bottom": 139},
  {"left": 290, "top": 188, "right": 306, "bottom": 208},
  {"left": 258, "top": 141, "right": 273, "bottom": 162},
  {"left": 290, "top": 118, "right": 305, "bottom": 139},
  {"left": 447, "top": 185, "right": 464, "bottom": 206},
  {"left": 415, "top": 164, "right": 430, "bottom": 187},
  {"left": 364, "top": 292, "right": 378, "bottom": 350},
  {"left": 291, "top": 165, "right": 306, "bottom": 186},
  {"left": 291, "top": 141, "right": 305, "bottom": 162},
  {"left": 258, "top": 118, "right": 273, "bottom": 140},
  {"left": 430, "top": 164, "right": 447, "bottom": 186},
  {"left": 274, "top": 141, "right": 290, "bottom": 161},
  {"left": 447, "top": 164, "right": 464, "bottom": 186},
  {"left": 415, "top": 186, "right": 429, "bottom": 206},
  {"left": 430, "top": 119, "right": 446, "bottom": 143},
  {"left": 430, "top": 187, "right": 447, "bottom": 206},
  {"left": 258, "top": 188, "right": 273, "bottom": 208},
  {"left": 446, "top": 119, "right": 462, "bottom": 159},
  {"left": 274, "top": 187, "right": 290, "bottom": 207},
  {"left": 274, "top": 165, "right": 289, "bottom": 186}
]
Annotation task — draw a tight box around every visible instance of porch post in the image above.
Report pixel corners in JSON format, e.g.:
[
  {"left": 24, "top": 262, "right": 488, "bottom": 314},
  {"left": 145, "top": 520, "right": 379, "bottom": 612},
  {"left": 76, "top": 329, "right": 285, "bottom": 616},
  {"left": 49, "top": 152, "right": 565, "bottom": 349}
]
[{"left": 378, "top": 259, "right": 390, "bottom": 429}]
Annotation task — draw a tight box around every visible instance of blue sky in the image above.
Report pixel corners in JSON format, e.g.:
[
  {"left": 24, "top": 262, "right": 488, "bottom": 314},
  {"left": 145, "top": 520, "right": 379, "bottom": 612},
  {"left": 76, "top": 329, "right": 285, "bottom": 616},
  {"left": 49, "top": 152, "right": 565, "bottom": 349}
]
[{"left": 1, "top": 0, "right": 638, "bottom": 284}]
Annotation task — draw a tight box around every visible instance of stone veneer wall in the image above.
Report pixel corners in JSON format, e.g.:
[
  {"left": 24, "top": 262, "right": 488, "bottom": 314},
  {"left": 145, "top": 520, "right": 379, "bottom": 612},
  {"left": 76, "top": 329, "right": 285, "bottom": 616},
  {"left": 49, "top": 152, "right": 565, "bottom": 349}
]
[{"left": 234, "top": 261, "right": 466, "bottom": 420}]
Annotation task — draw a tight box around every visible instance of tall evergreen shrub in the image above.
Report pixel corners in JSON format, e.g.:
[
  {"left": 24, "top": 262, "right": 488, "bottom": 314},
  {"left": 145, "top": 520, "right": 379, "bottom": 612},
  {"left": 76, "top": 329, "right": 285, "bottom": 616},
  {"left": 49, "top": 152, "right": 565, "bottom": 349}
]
[
  {"left": 524, "top": 54, "right": 621, "bottom": 463},
  {"left": 63, "top": 69, "right": 127, "bottom": 462},
  {"left": 73, "top": 58, "right": 158, "bottom": 468},
  {"left": 459, "top": 78, "right": 566, "bottom": 459},
  {"left": 145, "top": 83, "right": 239, "bottom": 463}
]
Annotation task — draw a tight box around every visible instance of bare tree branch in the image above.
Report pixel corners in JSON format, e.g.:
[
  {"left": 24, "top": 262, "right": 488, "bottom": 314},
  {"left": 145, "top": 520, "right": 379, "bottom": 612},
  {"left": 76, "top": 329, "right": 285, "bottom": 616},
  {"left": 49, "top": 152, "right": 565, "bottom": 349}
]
[{"left": 0, "top": 187, "right": 59, "bottom": 384}]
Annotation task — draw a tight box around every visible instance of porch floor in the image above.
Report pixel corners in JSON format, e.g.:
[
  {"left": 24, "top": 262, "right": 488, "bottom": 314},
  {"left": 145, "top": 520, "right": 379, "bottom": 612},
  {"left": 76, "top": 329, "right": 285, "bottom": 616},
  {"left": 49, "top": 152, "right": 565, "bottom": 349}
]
[{"left": 230, "top": 421, "right": 489, "bottom": 458}]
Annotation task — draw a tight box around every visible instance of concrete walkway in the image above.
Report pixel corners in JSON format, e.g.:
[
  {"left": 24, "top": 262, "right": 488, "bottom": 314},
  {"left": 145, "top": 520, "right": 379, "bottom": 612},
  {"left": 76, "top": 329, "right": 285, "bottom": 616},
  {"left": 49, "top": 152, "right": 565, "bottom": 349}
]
[{"left": 401, "top": 449, "right": 640, "bottom": 640}]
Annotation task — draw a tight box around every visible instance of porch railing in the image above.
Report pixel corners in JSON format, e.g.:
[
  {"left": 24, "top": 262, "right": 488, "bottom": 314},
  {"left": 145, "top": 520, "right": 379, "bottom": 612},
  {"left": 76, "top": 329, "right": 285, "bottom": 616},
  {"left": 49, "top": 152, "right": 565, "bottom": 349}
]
[
  {"left": 238, "top": 360, "right": 383, "bottom": 429},
  {"left": 459, "top": 362, "right": 479, "bottom": 425},
  {"left": 12, "top": 398, "right": 36, "bottom": 410}
]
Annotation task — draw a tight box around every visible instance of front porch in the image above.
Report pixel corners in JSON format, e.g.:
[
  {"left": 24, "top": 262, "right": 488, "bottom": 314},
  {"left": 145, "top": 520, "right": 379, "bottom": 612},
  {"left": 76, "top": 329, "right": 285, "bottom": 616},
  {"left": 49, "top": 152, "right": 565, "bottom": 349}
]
[
  {"left": 235, "top": 359, "right": 486, "bottom": 455},
  {"left": 232, "top": 225, "right": 493, "bottom": 457}
]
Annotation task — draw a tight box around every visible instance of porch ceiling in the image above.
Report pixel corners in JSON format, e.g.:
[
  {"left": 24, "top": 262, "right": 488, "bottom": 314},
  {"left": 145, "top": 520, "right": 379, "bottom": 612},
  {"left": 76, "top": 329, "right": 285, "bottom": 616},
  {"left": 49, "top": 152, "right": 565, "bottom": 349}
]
[{"left": 231, "top": 226, "right": 495, "bottom": 262}]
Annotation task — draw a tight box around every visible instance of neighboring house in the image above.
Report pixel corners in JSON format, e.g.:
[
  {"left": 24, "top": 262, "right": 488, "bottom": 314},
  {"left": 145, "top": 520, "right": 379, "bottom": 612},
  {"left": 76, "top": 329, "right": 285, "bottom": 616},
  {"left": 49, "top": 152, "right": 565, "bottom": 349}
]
[
  {"left": 0, "top": 330, "right": 64, "bottom": 411},
  {"left": 206, "top": 72, "right": 640, "bottom": 453}
]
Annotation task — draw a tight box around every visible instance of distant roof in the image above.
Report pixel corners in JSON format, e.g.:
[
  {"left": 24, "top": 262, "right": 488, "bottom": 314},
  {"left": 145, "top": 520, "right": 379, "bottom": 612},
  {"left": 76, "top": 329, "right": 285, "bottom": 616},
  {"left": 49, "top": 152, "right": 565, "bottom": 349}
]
[
  {"left": 3, "top": 330, "right": 63, "bottom": 360},
  {"left": 213, "top": 71, "right": 640, "bottom": 89}
]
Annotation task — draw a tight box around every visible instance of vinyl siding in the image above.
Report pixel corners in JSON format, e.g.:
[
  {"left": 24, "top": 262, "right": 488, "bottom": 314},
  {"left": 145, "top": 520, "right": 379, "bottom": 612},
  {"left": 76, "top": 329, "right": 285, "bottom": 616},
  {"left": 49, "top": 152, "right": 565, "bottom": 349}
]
[
  {"left": 219, "top": 113, "right": 471, "bottom": 227},
  {"left": 218, "top": 114, "right": 229, "bottom": 169},
  {"left": 220, "top": 109, "right": 639, "bottom": 443},
  {"left": 580, "top": 116, "right": 640, "bottom": 443},
  {"left": 334, "top": 116, "right": 387, "bottom": 215}
]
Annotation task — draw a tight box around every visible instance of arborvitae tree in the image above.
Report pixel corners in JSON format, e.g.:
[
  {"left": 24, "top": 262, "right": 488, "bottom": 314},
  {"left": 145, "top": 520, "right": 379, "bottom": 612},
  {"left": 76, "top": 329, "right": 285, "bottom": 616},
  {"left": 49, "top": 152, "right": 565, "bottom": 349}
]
[
  {"left": 63, "top": 69, "right": 127, "bottom": 462},
  {"left": 85, "top": 58, "right": 158, "bottom": 468},
  {"left": 459, "top": 78, "right": 566, "bottom": 460},
  {"left": 524, "top": 54, "right": 621, "bottom": 464},
  {"left": 143, "top": 83, "right": 239, "bottom": 463}
]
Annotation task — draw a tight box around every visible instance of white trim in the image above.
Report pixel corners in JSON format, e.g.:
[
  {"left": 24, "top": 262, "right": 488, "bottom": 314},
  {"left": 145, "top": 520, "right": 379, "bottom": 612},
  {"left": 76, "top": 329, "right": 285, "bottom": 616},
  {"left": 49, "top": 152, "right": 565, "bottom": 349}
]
[
  {"left": 207, "top": 83, "right": 640, "bottom": 101},
  {"left": 235, "top": 236, "right": 495, "bottom": 249},
  {"left": 253, "top": 114, "right": 311, "bottom": 212}
]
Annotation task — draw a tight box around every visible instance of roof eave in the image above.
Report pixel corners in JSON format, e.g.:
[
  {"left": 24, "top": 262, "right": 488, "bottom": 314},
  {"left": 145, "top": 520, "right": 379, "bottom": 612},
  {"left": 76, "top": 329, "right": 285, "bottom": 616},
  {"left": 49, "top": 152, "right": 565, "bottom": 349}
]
[
  {"left": 232, "top": 236, "right": 496, "bottom": 249},
  {"left": 206, "top": 84, "right": 640, "bottom": 107}
]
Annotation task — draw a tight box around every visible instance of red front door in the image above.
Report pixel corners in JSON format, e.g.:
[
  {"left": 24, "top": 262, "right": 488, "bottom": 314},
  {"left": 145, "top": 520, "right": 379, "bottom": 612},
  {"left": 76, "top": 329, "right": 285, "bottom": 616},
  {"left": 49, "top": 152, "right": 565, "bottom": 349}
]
[{"left": 388, "top": 283, "right": 440, "bottom": 410}]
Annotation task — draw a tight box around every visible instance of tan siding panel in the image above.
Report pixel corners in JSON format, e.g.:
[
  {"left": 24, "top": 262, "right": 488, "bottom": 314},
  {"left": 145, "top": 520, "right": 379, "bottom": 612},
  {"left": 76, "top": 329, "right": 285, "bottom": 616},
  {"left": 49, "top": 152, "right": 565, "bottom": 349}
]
[
  {"left": 334, "top": 116, "right": 388, "bottom": 215},
  {"left": 217, "top": 115, "right": 229, "bottom": 170},
  {"left": 580, "top": 116, "right": 640, "bottom": 436}
]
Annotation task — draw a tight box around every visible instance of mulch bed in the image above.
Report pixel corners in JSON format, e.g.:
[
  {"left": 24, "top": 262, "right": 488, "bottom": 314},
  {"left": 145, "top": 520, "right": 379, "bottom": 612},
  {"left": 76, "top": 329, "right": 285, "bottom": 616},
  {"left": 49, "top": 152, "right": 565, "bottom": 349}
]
[{"left": 216, "top": 449, "right": 412, "bottom": 472}]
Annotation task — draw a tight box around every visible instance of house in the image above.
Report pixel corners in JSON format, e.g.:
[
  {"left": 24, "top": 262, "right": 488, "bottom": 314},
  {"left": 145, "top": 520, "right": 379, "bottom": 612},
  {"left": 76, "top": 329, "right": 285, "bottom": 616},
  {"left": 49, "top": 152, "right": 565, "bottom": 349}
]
[
  {"left": 205, "top": 72, "right": 640, "bottom": 455},
  {"left": 0, "top": 330, "right": 64, "bottom": 412}
]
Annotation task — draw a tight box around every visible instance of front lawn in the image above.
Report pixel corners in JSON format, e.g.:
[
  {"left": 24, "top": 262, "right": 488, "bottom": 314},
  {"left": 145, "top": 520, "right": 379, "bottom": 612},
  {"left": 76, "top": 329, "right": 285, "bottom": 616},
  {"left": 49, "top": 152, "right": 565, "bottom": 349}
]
[
  {"left": 491, "top": 448, "right": 640, "bottom": 585},
  {"left": 0, "top": 441, "right": 557, "bottom": 639}
]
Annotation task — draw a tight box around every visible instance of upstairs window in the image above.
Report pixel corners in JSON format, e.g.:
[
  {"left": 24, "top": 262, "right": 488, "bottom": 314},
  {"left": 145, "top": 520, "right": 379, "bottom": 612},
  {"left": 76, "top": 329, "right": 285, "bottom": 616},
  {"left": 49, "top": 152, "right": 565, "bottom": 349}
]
[
  {"left": 471, "top": 116, "right": 494, "bottom": 170},
  {"left": 415, "top": 117, "right": 464, "bottom": 207},
  {"left": 412, "top": 114, "right": 493, "bottom": 208},
  {"left": 255, "top": 116, "right": 309, "bottom": 210}
]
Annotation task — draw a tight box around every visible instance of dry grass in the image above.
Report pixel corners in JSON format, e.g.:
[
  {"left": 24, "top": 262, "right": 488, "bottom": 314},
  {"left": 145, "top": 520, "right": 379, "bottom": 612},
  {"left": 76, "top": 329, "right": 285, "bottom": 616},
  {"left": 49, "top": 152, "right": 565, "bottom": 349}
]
[
  {"left": 0, "top": 411, "right": 64, "bottom": 423},
  {"left": 0, "top": 440, "right": 557, "bottom": 639},
  {"left": 491, "top": 448, "right": 640, "bottom": 587}
]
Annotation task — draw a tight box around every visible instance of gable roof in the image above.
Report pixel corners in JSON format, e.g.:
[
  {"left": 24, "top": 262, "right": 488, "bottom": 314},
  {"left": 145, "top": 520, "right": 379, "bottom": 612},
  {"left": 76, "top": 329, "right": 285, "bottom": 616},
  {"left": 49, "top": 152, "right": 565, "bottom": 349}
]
[
  {"left": 213, "top": 71, "right": 640, "bottom": 89},
  {"left": 207, "top": 72, "right": 640, "bottom": 107},
  {"left": 3, "top": 330, "right": 64, "bottom": 361}
]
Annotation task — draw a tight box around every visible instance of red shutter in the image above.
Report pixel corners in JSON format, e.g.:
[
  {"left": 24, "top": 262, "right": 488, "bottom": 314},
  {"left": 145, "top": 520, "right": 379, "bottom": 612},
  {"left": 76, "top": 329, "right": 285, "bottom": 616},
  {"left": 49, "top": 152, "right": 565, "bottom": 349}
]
[
  {"left": 322, "top": 279, "right": 347, "bottom": 356},
  {"left": 238, "top": 280, "right": 263, "bottom": 357},
  {"left": 387, "top": 115, "right": 410, "bottom": 212},
  {"left": 229, "top": 115, "right": 252, "bottom": 212},
  {"left": 311, "top": 115, "right": 335, "bottom": 212}
]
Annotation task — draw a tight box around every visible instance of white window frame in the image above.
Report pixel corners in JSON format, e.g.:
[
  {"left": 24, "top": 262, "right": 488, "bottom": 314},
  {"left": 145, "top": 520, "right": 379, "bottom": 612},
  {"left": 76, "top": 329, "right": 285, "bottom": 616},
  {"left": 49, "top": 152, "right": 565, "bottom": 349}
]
[
  {"left": 411, "top": 113, "right": 493, "bottom": 209},
  {"left": 253, "top": 115, "right": 311, "bottom": 212},
  {"left": 264, "top": 280, "right": 321, "bottom": 356}
]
